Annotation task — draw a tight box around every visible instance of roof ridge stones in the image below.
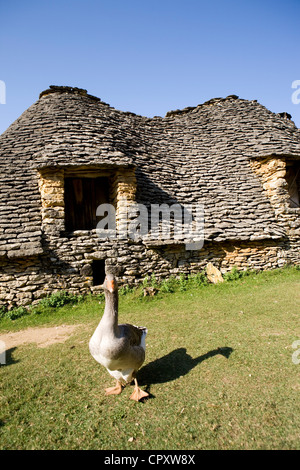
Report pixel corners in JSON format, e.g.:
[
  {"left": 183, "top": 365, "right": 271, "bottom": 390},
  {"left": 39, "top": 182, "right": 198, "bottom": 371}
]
[
  {"left": 39, "top": 87, "right": 242, "bottom": 119},
  {"left": 164, "top": 95, "right": 241, "bottom": 118},
  {"left": 39, "top": 85, "right": 111, "bottom": 106},
  {"left": 38, "top": 86, "right": 296, "bottom": 125}
]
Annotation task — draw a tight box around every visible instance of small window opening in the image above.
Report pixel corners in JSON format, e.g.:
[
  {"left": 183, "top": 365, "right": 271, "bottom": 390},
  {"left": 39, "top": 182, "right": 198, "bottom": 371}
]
[
  {"left": 64, "top": 177, "right": 110, "bottom": 231},
  {"left": 285, "top": 161, "right": 300, "bottom": 208},
  {"left": 92, "top": 260, "right": 106, "bottom": 286}
]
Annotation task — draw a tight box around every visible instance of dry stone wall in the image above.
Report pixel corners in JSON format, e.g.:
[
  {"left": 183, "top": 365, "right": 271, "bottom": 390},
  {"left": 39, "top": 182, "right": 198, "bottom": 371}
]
[
  {"left": 0, "top": 87, "right": 299, "bottom": 307},
  {"left": 250, "top": 156, "right": 300, "bottom": 266},
  {"left": 0, "top": 236, "right": 291, "bottom": 308}
]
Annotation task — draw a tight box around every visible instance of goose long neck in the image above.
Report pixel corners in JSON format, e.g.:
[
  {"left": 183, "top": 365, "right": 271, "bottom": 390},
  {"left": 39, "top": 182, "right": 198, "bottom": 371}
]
[{"left": 102, "top": 289, "right": 119, "bottom": 333}]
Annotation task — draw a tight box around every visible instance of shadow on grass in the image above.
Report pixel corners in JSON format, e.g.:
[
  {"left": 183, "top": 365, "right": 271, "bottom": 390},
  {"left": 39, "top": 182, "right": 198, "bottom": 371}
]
[
  {"left": 138, "top": 347, "right": 233, "bottom": 394},
  {"left": 0, "top": 347, "right": 19, "bottom": 367}
]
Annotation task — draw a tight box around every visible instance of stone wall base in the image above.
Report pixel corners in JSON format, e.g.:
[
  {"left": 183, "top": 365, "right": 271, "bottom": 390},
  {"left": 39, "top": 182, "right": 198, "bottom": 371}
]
[{"left": 0, "top": 236, "right": 298, "bottom": 308}]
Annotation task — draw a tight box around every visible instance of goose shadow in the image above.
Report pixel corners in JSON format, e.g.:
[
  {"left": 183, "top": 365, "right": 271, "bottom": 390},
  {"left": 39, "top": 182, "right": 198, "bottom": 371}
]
[
  {"left": 0, "top": 347, "right": 19, "bottom": 367},
  {"left": 138, "top": 346, "right": 233, "bottom": 389}
]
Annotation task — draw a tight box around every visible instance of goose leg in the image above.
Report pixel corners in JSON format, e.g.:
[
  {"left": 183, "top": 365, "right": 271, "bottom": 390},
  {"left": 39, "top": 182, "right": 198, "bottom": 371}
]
[
  {"left": 105, "top": 380, "right": 123, "bottom": 396},
  {"left": 129, "top": 378, "right": 149, "bottom": 401}
]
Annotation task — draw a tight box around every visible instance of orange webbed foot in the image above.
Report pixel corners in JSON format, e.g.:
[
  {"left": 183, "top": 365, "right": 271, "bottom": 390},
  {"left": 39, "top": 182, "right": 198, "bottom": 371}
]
[
  {"left": 105, "top": 380, "right": 123, "bottom": 396},
  {"left": 129, "top": 379, "right": 149, "bottom": 401}
]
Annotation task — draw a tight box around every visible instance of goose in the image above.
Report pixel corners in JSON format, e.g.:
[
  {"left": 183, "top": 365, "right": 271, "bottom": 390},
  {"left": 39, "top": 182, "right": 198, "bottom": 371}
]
[{"left": 89, "top": 272, "right": 149, "bottom": 401}]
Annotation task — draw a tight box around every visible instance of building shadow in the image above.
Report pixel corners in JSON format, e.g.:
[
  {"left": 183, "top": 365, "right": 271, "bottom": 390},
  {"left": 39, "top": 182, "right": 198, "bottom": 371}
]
[{"left": 138, "top": 346, "right": 233, "bottom": 390}]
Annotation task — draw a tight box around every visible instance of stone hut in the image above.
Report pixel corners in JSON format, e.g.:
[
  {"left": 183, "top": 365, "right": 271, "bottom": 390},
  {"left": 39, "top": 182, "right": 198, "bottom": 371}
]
[{"left": 0, "top": 85, "right": 299, "bottom": 306}]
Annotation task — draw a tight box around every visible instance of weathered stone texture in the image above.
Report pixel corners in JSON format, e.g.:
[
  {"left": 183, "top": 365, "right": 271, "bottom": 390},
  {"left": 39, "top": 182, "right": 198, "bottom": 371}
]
[
  {"left": 206, "top": 263, "right": 224, "bottom": 284},
  {"left": 0, "top": 86, "right": 299, "bottom": 306}
]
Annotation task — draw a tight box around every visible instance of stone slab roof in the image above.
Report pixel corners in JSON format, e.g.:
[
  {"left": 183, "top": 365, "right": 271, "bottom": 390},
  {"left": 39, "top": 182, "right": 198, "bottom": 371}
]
[{"left": 1, "top": 85, "right": 300, "bottom": 258}]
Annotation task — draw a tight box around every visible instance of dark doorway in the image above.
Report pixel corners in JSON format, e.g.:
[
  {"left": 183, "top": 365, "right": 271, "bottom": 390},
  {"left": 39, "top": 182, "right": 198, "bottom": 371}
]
[
  {"left": 64, "top": 177, "right": 110, "bottom": 231},
  {"left": 285, "top": 161, "right": 300, "bottom": 208},
  {"left": 92, "top": 260, "right": 106, "bottom": 286}
]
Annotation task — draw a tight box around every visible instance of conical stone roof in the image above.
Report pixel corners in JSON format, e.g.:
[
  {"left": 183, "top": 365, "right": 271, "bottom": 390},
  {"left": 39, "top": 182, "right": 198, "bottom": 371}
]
[{"left": 1, "top": 85, "right": 299, "bottom": 259}]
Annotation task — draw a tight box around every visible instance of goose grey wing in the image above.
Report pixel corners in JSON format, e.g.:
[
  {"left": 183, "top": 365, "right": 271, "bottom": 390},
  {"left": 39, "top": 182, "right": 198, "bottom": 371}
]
[{"left": 119, "top": 323, "right": 147, "bottom": 347}]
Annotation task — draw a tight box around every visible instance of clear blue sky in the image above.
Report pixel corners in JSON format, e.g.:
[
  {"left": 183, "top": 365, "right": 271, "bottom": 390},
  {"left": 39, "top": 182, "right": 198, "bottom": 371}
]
[{"left": 0, "top": 0, "right": 300, "bottom": 134}]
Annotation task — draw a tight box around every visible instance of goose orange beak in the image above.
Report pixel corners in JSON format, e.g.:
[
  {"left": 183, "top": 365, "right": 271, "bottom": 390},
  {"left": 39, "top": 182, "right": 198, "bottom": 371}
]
[{"left": 106, "top": 279, "right": 116, "bottom": 293}]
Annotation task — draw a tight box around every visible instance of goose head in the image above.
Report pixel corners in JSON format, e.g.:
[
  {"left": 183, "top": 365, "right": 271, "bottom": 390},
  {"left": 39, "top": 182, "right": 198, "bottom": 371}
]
[{"left": 102, "top": 273, "right": 118, "bottom": 293}]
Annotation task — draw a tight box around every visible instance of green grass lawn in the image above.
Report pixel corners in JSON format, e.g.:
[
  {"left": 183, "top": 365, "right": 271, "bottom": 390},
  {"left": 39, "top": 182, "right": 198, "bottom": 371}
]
[{"left": 0, "top": 267, "right": 299, "bottom": 450}]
